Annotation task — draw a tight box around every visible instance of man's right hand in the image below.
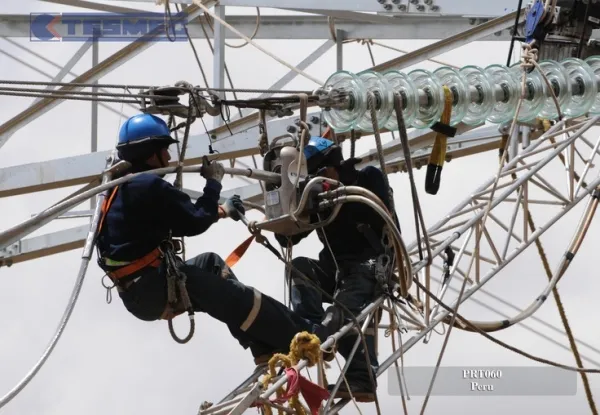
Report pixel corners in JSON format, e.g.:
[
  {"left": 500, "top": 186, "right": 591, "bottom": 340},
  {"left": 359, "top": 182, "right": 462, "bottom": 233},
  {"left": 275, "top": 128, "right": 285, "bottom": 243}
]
[{"left": 200, "top": 156, "right": 225, "bottom": 183}]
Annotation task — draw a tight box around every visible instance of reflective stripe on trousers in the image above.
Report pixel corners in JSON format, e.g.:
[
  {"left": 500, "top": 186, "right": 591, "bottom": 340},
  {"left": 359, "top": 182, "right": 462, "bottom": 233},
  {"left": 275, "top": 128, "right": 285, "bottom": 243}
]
[{"left": 240, "top": 288, "right": 262, "bottom": 332}]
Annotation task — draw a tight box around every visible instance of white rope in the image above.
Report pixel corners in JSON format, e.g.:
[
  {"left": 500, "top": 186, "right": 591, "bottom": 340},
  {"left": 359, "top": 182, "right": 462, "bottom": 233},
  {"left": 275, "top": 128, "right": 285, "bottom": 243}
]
[{"left": 192, "top": 0, "right": 324, "bottom": 85}]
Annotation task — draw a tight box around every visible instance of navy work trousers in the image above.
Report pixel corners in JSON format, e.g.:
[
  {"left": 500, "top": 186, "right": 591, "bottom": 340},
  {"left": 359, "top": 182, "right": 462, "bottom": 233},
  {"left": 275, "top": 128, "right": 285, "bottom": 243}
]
[
  {"left": 118, "top": 252, "right": 320, "bottom": 359},
  {"left": 290, "top": 256, "right": 380, "bottom": 388}
]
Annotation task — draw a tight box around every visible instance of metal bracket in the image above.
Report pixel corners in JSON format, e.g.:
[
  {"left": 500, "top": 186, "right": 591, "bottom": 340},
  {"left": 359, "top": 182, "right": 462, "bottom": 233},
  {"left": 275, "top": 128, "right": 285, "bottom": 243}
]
[
  {"left": 0, "top": 241, "right": 20, "bottom": 258},
  {"left": 0, "top": 241, "right": 21, "bottom": 267}
]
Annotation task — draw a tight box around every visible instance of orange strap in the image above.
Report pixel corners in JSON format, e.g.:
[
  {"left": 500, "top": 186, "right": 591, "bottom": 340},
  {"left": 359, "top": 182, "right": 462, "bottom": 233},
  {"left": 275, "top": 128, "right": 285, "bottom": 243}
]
[
  {"left": 322, "top": 126, "right": 331, "bottom": 139},
  {"left": 98, "top": 186, "right": 119, "bottom": 235},
  {"left": 107, "top": 247, "right": 163, "bottom": 280},
  {"left": 225, "top": 235, "right": 256, "bottom": 268}
]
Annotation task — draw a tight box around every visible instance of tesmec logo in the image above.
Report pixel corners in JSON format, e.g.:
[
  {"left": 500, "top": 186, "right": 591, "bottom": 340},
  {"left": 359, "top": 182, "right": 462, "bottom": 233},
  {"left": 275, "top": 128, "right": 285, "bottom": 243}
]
[
  {"left": 29, "top": 12, "right": 189, "bottom": 42},
  {"left": 30, "top": 14, "right": 62, "bottom": 41}
]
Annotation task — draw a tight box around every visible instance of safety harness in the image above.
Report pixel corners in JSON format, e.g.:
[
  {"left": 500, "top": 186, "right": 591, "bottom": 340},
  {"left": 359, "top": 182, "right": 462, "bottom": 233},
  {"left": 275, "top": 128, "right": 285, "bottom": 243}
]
[{"left": 96, "top": 185, "right": 196, "bottom": 344}]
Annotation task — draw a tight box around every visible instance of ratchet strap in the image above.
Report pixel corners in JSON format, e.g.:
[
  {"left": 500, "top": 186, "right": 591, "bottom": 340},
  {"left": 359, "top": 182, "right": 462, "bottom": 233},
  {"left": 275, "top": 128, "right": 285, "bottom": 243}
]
[{"left": 426, "top": 86, "right": 455, "bottom": 195}]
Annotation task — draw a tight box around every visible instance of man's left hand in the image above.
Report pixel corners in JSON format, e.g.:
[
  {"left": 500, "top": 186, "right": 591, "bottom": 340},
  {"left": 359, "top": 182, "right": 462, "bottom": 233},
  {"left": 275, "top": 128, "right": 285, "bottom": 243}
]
[{"left": 220, "top": 195, "right": 245, "bottom": 221}]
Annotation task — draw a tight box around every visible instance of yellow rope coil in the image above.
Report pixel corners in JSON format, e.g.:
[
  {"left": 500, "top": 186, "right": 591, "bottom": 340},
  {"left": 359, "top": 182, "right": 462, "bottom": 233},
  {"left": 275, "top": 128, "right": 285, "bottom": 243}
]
[{"left": 261, "top": 332, "right": 324, "bottom": 415}]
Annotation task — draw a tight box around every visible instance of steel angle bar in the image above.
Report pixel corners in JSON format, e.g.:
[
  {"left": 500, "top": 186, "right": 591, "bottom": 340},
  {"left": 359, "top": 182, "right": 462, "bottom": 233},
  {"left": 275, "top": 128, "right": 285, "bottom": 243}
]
[
  {"left": 370, "top": 9, "right": 524, "bottom": 73},
  {"left": 0, "top": 14, "right": 491, "bottom": 40},
  {"left": 0, "top": 38, "right": 138, "bottom": 116},
  {"left": 280, "top": 9, "right": 405, "bottom": 24},
  {"left": 1, "top": 40, "right": 95, "bottom": 142},
  {"left": 220, "top": 0, "right": 517, "bottom": 16},
  {"left": 358, "top": 134, "right": 504, "bottom": 174},
  {"left": 354, "top": 124, "right": 497, "bottom": 170},
  {"left": 212, "top": 4, "right": 226, "bottom": 129},
  {"left": 257, "top": 40, "right": 335, "bottom": 100},
  {"left": 0, "top": 112, "right": 321, "bottom": 197},
  {"left": 39, "top": 0, "right": 143, "bottom": 13},
  {"left": 0, "top": 3, "right": 210, "bottom": 149}
]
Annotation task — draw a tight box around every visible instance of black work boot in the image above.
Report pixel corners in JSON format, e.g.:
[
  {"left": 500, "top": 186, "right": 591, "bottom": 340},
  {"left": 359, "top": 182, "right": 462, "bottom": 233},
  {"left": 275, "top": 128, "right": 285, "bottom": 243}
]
[
  {"left": 250, "top": 343, "right": 288, "bottom": 366},
  {"left": 327, "top": 378, "right": 377, "bottom": 403}
]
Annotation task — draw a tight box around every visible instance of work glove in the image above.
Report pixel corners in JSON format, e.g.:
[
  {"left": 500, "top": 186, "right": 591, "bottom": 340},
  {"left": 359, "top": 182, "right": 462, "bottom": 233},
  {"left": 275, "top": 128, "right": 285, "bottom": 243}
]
[
  {"left": 200, "top": 156, "right": 225, "bottom": 183},
  {"left": 221, "top": 195, "right": 245, "bottom": 221}
]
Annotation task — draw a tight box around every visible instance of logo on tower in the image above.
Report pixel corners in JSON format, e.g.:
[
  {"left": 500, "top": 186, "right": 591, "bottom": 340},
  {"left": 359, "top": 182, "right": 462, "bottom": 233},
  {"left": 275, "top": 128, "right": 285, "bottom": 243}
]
[{"left": 29, "top": 12, "right": 188, "bottom": 42}]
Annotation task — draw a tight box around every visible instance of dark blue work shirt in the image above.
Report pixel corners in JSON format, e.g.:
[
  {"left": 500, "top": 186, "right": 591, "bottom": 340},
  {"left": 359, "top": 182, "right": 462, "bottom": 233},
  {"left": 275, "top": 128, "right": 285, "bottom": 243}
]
[
  {"left": 96, "top": 173, "right": 222, "bottom": 262},
  {"left": 275, "top": 166, "right": 396, "bottom": 263}
]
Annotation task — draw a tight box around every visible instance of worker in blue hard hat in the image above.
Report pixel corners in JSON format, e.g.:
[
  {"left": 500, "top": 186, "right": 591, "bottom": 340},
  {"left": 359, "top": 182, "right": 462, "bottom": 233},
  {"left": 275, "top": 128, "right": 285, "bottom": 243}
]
[
  {"left": 274, "top": 136, "right": 396, "bottom": 403},
  {"left": 95, "top": 113, "right": 341, "bottom": 364}
]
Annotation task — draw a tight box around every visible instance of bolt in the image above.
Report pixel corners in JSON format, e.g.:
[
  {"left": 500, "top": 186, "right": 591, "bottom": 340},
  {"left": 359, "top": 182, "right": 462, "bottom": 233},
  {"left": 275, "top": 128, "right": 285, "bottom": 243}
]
[
  {"left": 294, "top": 119, "right": 301, "bottom": 126},
  {"left": 398, "top": 4, "right": 407, "bottom": 10},
  {"left": 423, "top": 0, "right": 432, "bottom": 4},
  {"left": 310, "top": 115, "right": 320, "bottom": 124},
  {"left": 391, "top": 0, "right": 400, "bottom": 3},
  {"left": 409, "top": 0, "right": 418, "bottom": 4},
  {"left": 287, "top": 125, "right": 297, "bottom": 133},
  {"left": 377, "top": 0, "right": 386, "bottom": 3},
  {"left": 494, "top": 30, "right": 502, "bottom": 36},
  {"left": 430, "top": 4, "right": 439, "bottom": 11},
  {"left": 416, "top": 4, "right": 425, "bottom": 11},
  {"left": 383, "top": 3, "right": 392, "bottom": 10},
  {"left": 469, "top": 18, "right": 476, "bottom": 25}
]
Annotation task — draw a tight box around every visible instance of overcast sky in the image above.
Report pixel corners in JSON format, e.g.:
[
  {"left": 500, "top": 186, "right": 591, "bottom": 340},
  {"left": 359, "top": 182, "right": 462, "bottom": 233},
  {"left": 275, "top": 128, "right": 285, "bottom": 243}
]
[{"left": 0, "top": 1, "right": 599, "bottom": 415}]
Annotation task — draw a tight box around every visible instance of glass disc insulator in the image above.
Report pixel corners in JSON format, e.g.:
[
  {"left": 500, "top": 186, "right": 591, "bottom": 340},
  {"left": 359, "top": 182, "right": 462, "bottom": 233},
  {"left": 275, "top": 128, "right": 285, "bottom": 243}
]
[
  {"left": 460, "top": 65, "right": 495, "bottom": 125},
  {"left": 538, "top": 59, "right": 571, "bottom": 120},
  {"left": 408, "top": 69, "right": 445, "bottom": 129},
  {"left": 433, "top": 66, "right": 469, "bottom": 126},
  {"left": 584, "top": 55, "right": 600, "bottom": 114},
  {"left": 356, "top": 70, "right": 394, "bottom": 132},
  {"left": 484, "top": 64, "right": 519, "bottom": 124},
  {"left": 383, "top": 70, "right": 419, "bottom": 130},
  {"left": 509, "top": 63, "right": 547, "bottom": 122},
  {"left": 321, "top": 70, "right": 367, "bottom": 133},
  {"left": 561, "top": 57, "right": 598, "bottom": 118}
]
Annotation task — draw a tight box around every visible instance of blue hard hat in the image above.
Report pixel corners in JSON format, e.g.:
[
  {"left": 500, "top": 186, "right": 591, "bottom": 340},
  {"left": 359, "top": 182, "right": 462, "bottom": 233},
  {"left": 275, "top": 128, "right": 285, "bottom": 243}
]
[
  {"left": 116, "top": 114, "right": 178, "bottom": 163},
  {"left": 303, "top": 136, "right": 343, "bottom": 174},
  {"left": 303, "top": 137, "right": 335, "bottom": 160},
  {"left": 117, "top": 113, "right": 177, "bottom": 147}
]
